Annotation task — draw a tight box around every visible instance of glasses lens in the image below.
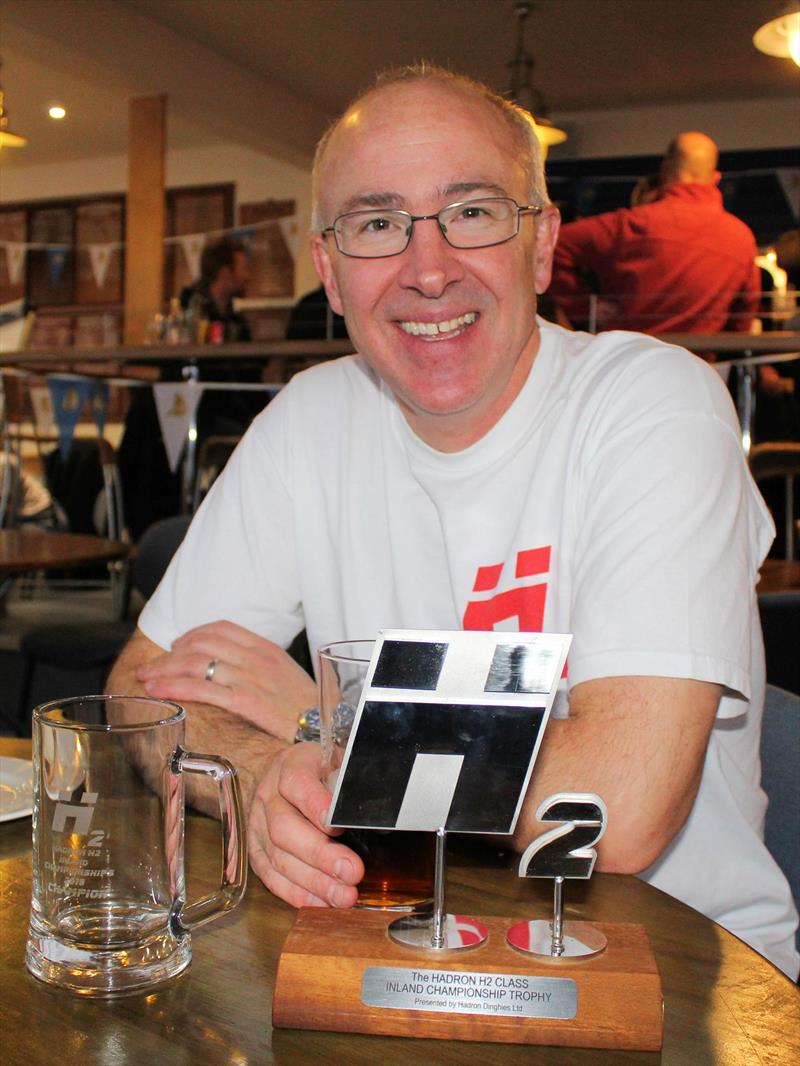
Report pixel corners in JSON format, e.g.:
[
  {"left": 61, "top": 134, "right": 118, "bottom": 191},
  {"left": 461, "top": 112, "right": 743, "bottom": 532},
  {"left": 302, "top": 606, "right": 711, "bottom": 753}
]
[
  {"left": 440, "top": 198, "right": 518, "bottom": 248},
  {"left": 335, "top": 209, "right": 410, "bottom": 257}
]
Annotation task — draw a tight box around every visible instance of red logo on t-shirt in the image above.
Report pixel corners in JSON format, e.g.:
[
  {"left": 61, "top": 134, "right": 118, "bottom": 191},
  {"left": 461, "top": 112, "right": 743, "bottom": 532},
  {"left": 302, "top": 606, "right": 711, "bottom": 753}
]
[{"left": 463, "top": 546, "right": 551, "bottom": 632}]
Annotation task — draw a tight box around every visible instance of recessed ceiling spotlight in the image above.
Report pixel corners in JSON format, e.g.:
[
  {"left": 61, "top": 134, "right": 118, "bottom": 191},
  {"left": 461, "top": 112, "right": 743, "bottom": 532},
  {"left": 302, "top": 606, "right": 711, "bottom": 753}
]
[{"left": 48, "top": 105, "right": 66, "bottom": 120}]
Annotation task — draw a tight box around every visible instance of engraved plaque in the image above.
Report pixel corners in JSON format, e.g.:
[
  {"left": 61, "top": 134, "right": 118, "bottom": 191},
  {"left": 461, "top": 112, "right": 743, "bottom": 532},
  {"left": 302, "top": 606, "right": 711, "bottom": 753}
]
[{"left": 361, "top": 966, "right": 577, "bottom": 1019}]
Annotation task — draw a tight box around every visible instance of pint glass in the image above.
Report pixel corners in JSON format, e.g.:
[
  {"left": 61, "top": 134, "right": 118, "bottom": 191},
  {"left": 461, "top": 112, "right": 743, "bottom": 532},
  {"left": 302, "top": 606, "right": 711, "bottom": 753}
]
[{"left": 318, "top": 640, "right": 435, "bottom": 911}]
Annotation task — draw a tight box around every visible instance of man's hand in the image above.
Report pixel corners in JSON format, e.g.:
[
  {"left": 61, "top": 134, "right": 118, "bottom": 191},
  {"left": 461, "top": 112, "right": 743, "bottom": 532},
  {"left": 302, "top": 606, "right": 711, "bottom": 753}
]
[
  {"left": 136, "top": 620, "right": 316, "bottom": 743},
  {"left": 247, "top": 742, "right": 364, "bottom": 908},
  {"left": 759, "top": 365, "right": 795, "bottom": 397}
]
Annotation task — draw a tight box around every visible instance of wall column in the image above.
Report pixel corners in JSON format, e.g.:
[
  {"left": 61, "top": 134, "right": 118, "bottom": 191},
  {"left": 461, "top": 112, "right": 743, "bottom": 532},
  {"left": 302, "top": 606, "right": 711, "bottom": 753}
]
[{"left": 123, "top": 94, "right": 166, "bottom": 345}]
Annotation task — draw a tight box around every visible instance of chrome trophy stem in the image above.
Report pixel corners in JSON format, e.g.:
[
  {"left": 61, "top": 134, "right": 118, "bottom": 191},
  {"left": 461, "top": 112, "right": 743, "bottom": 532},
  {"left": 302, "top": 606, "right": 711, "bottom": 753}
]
[{"left": 431, "top": 826, "right": 447, "bottom": 948}]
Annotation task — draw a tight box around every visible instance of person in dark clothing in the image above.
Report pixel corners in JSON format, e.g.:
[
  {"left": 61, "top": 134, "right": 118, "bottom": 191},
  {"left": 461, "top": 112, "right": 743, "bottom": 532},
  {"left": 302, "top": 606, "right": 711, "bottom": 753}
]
[
  {"left": 179, "top": 236, "right": 266, "bottom": 437},
  {"left": 119, "top": 238, "right": 267, "bottom": 538},
  {"left": 285, "top": 284, "right": 349, "bottom": 341},
  {"left": 179, "top": 237, "right": 252, "bottom": 344}
]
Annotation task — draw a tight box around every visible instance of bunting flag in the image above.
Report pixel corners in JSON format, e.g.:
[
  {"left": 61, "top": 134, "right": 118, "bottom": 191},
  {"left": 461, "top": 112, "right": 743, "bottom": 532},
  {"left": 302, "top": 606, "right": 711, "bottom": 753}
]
[
  {"left": 153, "top": 381, "right": 203, "bottom": 473},
  {"left": 88, "top": 244, "right": 114, "bottom": 289},
  {"left": 179, "top": 234, "right": 206, "bottom": 280},
  {"left": 277, "top": 216, "right": 299, "bottom": 261},
  {"left": 232, "top": 226, "right": 257, "bottom": 255},
  {"left": 88, "top": 380, "right": 110, "bottom": 437},
  {"left": 29, "top": 386, "right": 56, "bottom": 435},
  {"left": 46, "top": 247, "right": 69, "bottom": 287},
  {"left": 47, "top": 376, "right": 92, "bottom": 460},
  {"left": 5, "top": 243, "right": 26, "bottom": 286}
]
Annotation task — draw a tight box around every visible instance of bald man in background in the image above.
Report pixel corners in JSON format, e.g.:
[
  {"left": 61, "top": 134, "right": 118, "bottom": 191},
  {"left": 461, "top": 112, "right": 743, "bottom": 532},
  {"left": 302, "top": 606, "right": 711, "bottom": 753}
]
[{"left": 548, "top": 131, "right": 761, "bottom": 336}]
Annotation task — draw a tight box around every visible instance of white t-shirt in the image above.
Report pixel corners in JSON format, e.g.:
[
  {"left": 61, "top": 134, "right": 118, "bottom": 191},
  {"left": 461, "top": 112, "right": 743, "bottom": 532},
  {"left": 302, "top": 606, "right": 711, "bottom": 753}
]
[{"left": 140, "top": 319, "right": 799, "bottom": 977}]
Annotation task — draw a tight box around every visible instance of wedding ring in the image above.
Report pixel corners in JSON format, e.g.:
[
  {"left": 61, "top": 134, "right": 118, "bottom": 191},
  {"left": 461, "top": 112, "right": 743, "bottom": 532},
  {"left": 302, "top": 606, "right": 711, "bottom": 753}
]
[{"left": 205, "top": 658, "right": 218, "bottom": 682}]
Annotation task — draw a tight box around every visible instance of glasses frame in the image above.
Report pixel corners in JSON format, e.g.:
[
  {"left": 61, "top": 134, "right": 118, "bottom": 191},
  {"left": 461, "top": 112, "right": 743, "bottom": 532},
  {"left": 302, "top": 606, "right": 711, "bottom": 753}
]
[{"left": 321, "top": 196, "right": 544, "bottom": 259}]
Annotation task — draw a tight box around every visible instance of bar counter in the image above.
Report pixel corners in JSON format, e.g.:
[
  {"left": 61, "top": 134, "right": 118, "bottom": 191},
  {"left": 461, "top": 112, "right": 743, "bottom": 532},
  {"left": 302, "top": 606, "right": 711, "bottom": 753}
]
[
  {"left": 0, "top": 339, "right": 355, "bottom": 369},
  {"left": 1, "top": 331, "right": 798, "bottom": 369}
]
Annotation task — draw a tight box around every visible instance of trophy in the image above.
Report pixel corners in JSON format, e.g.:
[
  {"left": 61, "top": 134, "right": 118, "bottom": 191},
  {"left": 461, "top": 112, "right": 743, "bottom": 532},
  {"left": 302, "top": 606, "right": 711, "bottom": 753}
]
[
  {"left": 273, "top": 631, "right": 663, "bottom": 1050},
  {"left": 507, "top": 793, "right": 609, "bottom": 959}
]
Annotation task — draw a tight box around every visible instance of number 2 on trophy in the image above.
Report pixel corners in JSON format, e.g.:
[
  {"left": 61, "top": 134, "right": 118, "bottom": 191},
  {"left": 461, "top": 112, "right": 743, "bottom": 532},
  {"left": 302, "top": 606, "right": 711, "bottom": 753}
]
[{"left": 518, "top": 793, "right": 608, "bottom": 880}]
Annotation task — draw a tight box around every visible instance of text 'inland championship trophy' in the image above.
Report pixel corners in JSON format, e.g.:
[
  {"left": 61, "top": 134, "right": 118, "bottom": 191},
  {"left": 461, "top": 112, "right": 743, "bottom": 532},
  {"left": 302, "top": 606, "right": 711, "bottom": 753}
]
[{"left": 273, "top": 630, "right": 663, "bottom": 1050}]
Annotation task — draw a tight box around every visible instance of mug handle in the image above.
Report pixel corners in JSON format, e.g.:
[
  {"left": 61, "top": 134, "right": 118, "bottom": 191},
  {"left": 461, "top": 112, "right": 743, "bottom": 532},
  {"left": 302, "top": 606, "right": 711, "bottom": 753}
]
[{"left": 169, "top": 748, "right": 247, "bottom": 932}]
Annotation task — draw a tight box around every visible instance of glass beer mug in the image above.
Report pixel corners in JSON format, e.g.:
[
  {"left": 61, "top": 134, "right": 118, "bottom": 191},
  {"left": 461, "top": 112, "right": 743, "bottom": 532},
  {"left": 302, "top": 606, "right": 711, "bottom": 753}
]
[{"left": 26, "top": 695, "right": 246, "bottom": 996}]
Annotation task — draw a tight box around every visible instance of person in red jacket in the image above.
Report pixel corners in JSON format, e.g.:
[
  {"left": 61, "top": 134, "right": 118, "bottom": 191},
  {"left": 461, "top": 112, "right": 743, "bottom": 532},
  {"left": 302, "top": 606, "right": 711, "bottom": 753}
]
[{"left": 548, "top": 131, "right": 761, "bottom": 337}]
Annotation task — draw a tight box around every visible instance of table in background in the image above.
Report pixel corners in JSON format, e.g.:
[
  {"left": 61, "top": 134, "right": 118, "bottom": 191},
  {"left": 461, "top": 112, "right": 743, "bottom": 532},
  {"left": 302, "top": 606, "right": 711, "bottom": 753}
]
[
  {"left": 760, "top": 559, "right": 800, "bottom": 594},
  {"left": 0, "top": 529, "right": 129, "bottom": 576},
  {"left": 0, "top": 528, "right": 130, "bottom": 623},
  {"left": 1, "top": 739, "right": 797, "bottom": 1066}
]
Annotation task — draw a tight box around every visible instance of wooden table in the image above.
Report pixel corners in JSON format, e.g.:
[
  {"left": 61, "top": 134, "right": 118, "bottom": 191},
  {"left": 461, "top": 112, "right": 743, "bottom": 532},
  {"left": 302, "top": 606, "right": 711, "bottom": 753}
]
[
  {"left": 1, "top": 739, "right": 797, "bottom": 1065},
  {"left": 0, "top": 529, "right": 129, "bottom": 575}
]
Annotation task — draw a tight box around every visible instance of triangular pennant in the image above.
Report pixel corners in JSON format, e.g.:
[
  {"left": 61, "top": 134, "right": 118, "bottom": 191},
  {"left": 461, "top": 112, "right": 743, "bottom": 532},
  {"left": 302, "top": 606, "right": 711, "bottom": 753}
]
[
  {"left": 277, "top": 216, "right": 299, "bottom": 261},
  {"left": 29, "top": 386, "right": 56, "bottom": 435},
  {"left": 88, "top": 244, "right": 114, "bottom": 289},
  {"left": 232, "top": 226, "right": 256, "bottom": 254},
  {"left": 47, "top": 377, "right": 91, "bottom": 460},
  {"left": 179, "top": 234, "right": 206, "bottom": 280},
  {"left": 775, "top": 168, "right": 800, "bottom": 222},
  {"left": 5, "top": 243, "right": 27, "bottom": 286},
  {"left": 153, "top": 382, "right": 203, "bottom": 473},
  {"left": 46, "top": 247, "right": 69, "bottom": 287},
  {"left": 88, "top": 380, "right": 110, "bottom": 437}
]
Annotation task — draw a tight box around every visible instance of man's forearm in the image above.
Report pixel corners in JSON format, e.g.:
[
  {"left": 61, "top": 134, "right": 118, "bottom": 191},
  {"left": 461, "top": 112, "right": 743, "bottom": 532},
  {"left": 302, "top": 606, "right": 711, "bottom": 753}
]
[
  {"left": 510, "top": 675, "right": 720, "bottom": 874},
  {"left": 106, "top": 629, "right": 288, "bottom": 815}
]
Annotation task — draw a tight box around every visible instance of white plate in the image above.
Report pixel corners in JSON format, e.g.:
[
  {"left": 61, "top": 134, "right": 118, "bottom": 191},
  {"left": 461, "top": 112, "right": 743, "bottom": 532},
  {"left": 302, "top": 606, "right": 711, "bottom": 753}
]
[{"left": 0, "top": 757, "right": 34, "bottom": 822}]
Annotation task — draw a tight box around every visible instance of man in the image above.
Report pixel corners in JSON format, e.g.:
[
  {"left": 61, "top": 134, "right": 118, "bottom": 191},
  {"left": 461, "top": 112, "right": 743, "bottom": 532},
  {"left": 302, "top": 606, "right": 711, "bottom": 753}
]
[
  {"left": 548, "top": 131, "right": 761, "bottom": 334},
  {"left": 180, "top": 236, "right": 269, "bottom": 435},
  {"left": 108, "top": 68, "right": 798, "bottom": 978},
  {"left": 180, "top": 236, "right": 252, "bottom": 343},
  {"left": 118, "top": 237, "right": 262, "bottom": 537}
]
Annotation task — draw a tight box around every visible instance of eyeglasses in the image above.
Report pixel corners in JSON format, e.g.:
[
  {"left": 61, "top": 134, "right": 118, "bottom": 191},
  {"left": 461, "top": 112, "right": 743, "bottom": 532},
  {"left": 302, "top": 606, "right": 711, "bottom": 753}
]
[{"left": 322, "top": 197, "right": 543, "bottom": 259}]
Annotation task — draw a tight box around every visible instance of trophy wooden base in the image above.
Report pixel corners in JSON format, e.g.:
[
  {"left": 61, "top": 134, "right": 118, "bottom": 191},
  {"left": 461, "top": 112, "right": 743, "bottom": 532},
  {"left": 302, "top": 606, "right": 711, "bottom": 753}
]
[{"left": 273, "top": 909, "right": 663, "bottom": 1050}]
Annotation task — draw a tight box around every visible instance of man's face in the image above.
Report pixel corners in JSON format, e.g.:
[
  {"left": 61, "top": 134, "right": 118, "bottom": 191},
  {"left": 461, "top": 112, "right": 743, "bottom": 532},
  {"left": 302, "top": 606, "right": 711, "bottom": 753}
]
[{"left": 311, "top": 82, "right": 559, "bottom": 451}]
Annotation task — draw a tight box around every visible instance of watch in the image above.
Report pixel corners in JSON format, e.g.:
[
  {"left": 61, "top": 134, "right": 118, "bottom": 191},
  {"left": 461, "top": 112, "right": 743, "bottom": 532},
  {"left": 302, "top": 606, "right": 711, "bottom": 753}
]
[{"left": 294, "top": 706, "right": 320, "bottom": 743}]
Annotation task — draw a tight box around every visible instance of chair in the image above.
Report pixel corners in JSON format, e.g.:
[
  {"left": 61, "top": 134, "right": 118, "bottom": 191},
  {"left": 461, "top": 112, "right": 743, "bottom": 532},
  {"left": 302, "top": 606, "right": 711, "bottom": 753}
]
[
  {"left": 749, "top": 442, "right": 800, "bottom": 560},
  {"left": 758, "top": 591, "right": 800, "bottom": 696},
  {"left": 1, "top": 432, "right": 129, "bottom": 615},
  {"left": 12, "top": 514, "right": 191, "bottom": 736},
  {"left": 760, "top": 684, "right": 800, "bottom": 950},
  {"left": 191, "top": 434, "right": 240, "bottom": 511}
]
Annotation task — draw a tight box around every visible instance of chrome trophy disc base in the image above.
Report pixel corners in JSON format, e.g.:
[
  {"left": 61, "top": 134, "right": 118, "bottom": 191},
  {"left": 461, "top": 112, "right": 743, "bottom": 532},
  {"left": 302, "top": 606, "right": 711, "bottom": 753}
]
[
  {"left": 389, "top": 912, "right": 488, "bottom": 952},
  {"left": 506, "top": 918, "right": 607, "bottom": 959},
  {"left": 386, "top": 826, "right": 487, "bottom": 951}
]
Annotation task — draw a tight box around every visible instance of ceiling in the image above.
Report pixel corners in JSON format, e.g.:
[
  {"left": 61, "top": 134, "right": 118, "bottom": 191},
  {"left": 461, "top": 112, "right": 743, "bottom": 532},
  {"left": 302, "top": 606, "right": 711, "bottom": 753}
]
[{"left": 1, "top": 0, "right": 798, "bottom": 171}]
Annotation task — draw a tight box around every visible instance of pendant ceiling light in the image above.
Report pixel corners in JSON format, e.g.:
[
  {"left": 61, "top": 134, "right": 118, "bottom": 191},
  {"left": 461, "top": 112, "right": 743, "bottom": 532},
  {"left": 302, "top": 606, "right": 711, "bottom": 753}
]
[
  {"left": 0, "top": 61, "right": 27, "bottom": 149},
  {"left": 507, "top": 1, "right": 567, "bottom": 149},
  {"left": 753, "top": 6, "right": 800, "bottom": 67}
]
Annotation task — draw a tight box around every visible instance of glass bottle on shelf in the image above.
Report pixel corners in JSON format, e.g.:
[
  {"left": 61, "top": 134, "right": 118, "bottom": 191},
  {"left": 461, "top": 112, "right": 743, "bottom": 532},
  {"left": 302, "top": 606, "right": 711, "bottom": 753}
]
[
  {"left": 165, "top": 297, "right": 183, "bottom": 345},
  {"left": 185, "top": 290, "right": 208, "bottom": 344}
]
